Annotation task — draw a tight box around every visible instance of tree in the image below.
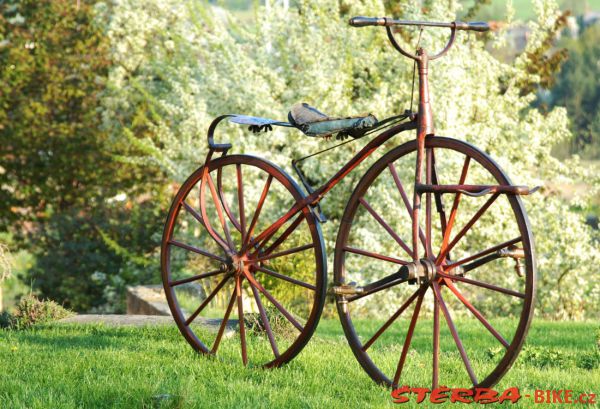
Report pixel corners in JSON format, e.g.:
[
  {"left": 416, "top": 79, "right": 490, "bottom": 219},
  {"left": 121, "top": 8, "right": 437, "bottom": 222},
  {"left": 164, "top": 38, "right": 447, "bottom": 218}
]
[
  {"left": 0, "top": 0, "right": 165, "bottom": 311},
  {"left": 0, "top": 0, "right": 114, "bottom": 226},
  {"left": 101, "top": 0, "right": 600, "bottom": 319},
  {"left": 551, "top": 23, "right": 600, "bottom": 158}
]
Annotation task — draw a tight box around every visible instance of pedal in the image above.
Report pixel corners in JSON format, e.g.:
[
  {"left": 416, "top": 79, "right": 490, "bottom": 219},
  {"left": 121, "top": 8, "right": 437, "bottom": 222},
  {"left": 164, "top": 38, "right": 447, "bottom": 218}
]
[
  {"left": 497, "top": 245, "right": 525, "bottom": 259},
  {"left": 497, "top": 245, "right": 525, "bottom": 277}
]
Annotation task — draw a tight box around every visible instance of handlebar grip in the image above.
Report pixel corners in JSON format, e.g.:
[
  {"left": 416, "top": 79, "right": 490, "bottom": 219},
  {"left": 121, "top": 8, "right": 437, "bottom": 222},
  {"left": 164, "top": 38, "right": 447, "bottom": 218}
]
[
  {"left": 349, "top": 16, "right": 386, "bottom": 27},
  {"left": 455, "top": 21, "right": 490, "bottom": 32}
]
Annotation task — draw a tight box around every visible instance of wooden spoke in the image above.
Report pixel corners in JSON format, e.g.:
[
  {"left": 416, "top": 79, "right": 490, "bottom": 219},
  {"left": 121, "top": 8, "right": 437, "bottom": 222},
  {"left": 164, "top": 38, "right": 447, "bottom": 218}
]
[
  {"left": 256, "top": 213, "right": 305, "bottom": 257},
  {"left": 393, "top": 287, "right": 426, "bottom": 385},
  {"left": 432, "top": 294, "right": 440, "bottom": 389},
  {"left": 432, "top": 281, "right": 478, "bottom": 385},
  {"left": 244, "top": 175, "right": 273, "bottom": 249},
  {"left": 254, "top": 266, "right": 316, "bottom": 291},
  {"left": 206, "top": 172, "right": 235, "bottom": 250},
  {"left": 216, "top": 166, "right": 242, "bottom": 235},
  {"left": 198, "top": 173, "right": 234, "bottom": 253},
  {"left": 182, "top": 201, "right": 228, "bottom": 249},
  {"left": 344, "top": 246, "right": 408, "bottom": 265},
  {"left": 253, "top": 243, "right": 314, "bottom": 263},
  {"left": 362, "top": 286, "right": 423, "bottom": 351},
  {"left": 168, "top": 240, "right": 226, "bottom": 263},
  {"left": 388, "top": 163, "right": 427, "bottom": 249},
  {"left": 182, "top": 201, "right": 204, "bottom": 224},
  {"left": 185, "top": 275, "right": 231, "bottom": 326},
  {"left": 211, "top": 288, "right": 237, "bottom": 354},
  {"left": 244, "top": 273, "right": 304, "bottom": 332},
  {"left": 438, "top": 271, "right": 525, "bottom": 299},
  {"left": 235, "top": 276, "right": 248, "bottom": 366},
  {"left": 249, "top": 283, "right": 280, "bottom": 358},
  {"left": 169, "top": 270, "right": 224, "bottom": 287},
  {"left": 244, "top": 198, "right": 307, "bottom": 255},
  {"left": 444, "top": 279, "right": 510, "bottom": 348},
  {"left": 437, "top": 156, "right": 470, "bottom": 261},
  {"left": 237, "top": 164, "right": 247, "bottom": 241},
  {"left": 445, "top": 237, "right": 522, "bottom": 271},
  {"left": 359, "top": 197, "right": 412, "bottom": 257},
  {"left": 436, "top": 193, "right": 500, "bottom": 264}
]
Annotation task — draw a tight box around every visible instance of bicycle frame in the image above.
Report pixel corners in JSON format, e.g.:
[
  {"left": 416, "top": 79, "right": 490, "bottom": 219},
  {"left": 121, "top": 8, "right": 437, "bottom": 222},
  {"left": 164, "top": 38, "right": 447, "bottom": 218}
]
[
  {"left": 201, "top": 21, "right": 528, "bottom": 264},
  {"left": 237, "top": 117, "right": 418, "bottom": 255},
  {"left": 218, "top": 27, "right": 442, "bottom": 262},
  {"left": 164, "top": 16, "right": 539, "bottom": 387}
]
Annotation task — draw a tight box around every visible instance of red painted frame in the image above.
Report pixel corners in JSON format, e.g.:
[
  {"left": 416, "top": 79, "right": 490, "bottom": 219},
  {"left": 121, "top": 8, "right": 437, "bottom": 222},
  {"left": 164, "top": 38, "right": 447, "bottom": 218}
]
[{"left": 200, "top": 20, "right": 529, "bottom": 265}]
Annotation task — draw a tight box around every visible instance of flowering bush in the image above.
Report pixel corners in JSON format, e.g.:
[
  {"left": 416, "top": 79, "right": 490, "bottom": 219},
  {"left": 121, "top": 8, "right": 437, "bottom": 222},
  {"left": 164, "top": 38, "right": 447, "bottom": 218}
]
[
  {"left": 101, "top": 0, "right": 599, "bottom": 319},
  {"left": 0, "top": 294, "right": 73, "bottom": 330}
]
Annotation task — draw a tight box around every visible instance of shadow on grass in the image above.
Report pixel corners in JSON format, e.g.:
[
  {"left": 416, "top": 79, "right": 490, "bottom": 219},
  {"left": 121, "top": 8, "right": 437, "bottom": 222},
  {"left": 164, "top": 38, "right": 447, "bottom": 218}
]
[{"left": 3, "top": 323, "right": 186, "bottom": 352}]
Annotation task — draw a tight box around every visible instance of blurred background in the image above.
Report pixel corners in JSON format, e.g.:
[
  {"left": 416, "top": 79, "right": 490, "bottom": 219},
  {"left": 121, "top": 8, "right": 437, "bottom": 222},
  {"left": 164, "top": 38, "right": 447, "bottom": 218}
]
[{"left": 1, "top": 0, "right": 598, "bottom": 319}]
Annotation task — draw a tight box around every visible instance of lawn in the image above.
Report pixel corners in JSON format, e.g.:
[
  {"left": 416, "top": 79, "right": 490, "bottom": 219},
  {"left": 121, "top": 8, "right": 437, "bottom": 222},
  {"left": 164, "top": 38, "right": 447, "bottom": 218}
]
[{"left": 0, "top": 318, "right": 598, "bottom": 408}]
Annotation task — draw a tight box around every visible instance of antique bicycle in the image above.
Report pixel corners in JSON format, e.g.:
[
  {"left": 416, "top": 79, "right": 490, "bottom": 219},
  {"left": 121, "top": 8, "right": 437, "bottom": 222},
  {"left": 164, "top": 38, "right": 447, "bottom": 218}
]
[{"left": 161, "top": 16, "right": 537, "bottom": 389}]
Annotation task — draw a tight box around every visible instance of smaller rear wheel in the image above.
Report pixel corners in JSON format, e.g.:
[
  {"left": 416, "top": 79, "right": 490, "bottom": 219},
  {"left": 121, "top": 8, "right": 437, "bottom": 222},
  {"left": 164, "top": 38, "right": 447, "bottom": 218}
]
[{"left": 161, "top": 154, "right": 326, "bottom": 367}]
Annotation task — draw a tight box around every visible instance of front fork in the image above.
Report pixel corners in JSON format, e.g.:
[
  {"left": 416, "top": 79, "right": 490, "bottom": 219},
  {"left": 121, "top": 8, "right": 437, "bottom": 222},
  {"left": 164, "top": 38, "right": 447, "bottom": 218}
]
[
  {"left": 412, "top": 133, "right": 427, "bottom": 263},
  {"left": 412, "top": 49, "right": 436, "bottom": 263}
]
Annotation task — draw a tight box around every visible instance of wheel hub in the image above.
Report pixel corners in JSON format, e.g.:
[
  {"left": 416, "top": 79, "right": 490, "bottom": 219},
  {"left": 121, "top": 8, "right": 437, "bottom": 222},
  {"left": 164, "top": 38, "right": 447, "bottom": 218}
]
[
  {"left": 229, "top": 254, "right": 253, "bottom": 277},
  {"left": 399, "top": 258, "right": 439, "bottom": 283}
]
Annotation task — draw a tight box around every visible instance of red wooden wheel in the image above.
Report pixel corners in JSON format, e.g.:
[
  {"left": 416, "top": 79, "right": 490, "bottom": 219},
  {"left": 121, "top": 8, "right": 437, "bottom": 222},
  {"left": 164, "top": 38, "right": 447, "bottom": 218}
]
[
  {"left": 162, "top": 154, "right": 326, "bottom": 367},
  {"left": 334, "top": 137, "right": 535, "bottom": 388}
]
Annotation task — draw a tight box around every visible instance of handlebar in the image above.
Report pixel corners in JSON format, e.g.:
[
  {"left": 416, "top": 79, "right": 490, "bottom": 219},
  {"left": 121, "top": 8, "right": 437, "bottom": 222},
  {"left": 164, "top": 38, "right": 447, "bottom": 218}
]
[{"left": 349, "top": 16, "right": 490, "bottom": 32}]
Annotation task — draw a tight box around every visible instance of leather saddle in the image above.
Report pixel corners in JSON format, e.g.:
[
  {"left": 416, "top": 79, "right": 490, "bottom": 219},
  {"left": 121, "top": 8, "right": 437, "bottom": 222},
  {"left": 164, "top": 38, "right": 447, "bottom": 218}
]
[
  {"left": 227, "top": 102, "right": 379, "bottom": 139},
  {"left": 287, "top": 103, "right": 378, "bottom": 139}
]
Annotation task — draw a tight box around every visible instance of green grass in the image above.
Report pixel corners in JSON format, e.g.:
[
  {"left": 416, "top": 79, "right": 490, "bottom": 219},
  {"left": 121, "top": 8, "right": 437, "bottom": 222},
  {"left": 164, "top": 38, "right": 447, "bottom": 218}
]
[{"left": 0, "top": 318, "right": 598, "bottom": 408}]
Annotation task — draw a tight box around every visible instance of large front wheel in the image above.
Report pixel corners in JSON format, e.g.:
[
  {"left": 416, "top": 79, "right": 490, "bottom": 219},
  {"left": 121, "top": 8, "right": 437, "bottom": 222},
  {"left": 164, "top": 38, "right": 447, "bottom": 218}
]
[{"left": 334, "top": 137, "right": 535, "bottom": 389}]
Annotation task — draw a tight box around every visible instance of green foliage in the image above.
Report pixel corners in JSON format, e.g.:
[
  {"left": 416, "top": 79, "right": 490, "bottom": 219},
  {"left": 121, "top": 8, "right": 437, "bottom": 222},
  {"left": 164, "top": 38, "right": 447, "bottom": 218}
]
[
  {"left": 0, "top": 0, "right": 167, "bottom": 312},
  {"left": 488, "top": 343, "right": 599, "bottom": 370},
  {"left": 514, "top": 9, "right": 569, "bottom": 95},
  {"left": 459, "top": 0, "right": 600, "bottom": 21},
  {"left": 462, "top": 0, "right": 493, "bottom": 20},
  {"left": 102, "top": 0, "right": 600, "bottom": 320},
  {"left": 244, "top": 304, "right": 296, "bottom": 340},
  {"left": 0, "top": 294, "right": 73, "bottom": 330},
  {"left": 0, "top": 310, "right": 11, "bottom": 328},
  {"left": 551, "top": 24, "right": 600, "bottom": 158},
  {"left": 27, "top": 201, "right": 163, "bottom": 312},
  {"left": 0, "top": 0, "right": 114, "bottom": 226}
]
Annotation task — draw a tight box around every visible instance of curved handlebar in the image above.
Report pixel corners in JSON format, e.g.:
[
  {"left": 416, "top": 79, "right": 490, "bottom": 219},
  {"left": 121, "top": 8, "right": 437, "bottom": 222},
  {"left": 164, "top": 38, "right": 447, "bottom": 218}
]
[{"left": 349, "top": 16, "right": 490, "bottom": 32}]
